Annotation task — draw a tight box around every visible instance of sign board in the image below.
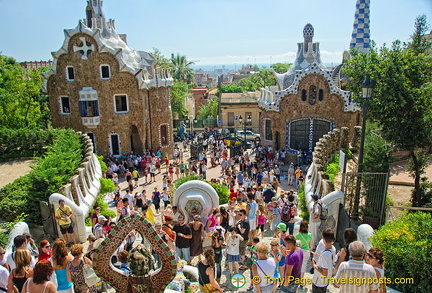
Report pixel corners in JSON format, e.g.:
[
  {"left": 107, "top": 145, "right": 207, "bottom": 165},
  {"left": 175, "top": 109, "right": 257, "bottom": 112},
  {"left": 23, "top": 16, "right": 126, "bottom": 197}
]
[
  {"left": 339, "top": 150, "right": 346, "bottom": 172},
  {"left": 234, "top": 115, "right": 238, "bottom": 120},
  {"left": 218, "top": 119, "right": 222, "bottom": 123}
]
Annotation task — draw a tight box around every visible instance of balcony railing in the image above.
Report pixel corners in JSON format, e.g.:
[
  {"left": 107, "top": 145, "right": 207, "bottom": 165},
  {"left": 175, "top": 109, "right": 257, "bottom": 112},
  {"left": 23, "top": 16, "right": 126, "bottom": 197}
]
[{"left": 82, "top": 116, "right": 100, "bottom": 128}]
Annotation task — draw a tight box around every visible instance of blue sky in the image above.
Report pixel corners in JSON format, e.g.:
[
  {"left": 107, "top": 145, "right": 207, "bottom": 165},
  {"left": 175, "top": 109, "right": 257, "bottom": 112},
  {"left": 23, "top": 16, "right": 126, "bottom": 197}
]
[{"left": 0, "top": 0, "right": 431, "bottom": 66}]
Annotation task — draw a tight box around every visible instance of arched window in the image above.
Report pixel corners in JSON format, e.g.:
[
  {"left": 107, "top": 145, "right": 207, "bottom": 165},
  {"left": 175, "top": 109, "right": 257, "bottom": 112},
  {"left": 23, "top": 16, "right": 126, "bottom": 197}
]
[
  {"left": 319, "top": 89, "right": 324, "bottom": 101},
  {"left": 301, "top": 89, "right": 307, "bottom": 101},
  {"left": 309, "top": 85, "right": 317, "bottom": 105}
]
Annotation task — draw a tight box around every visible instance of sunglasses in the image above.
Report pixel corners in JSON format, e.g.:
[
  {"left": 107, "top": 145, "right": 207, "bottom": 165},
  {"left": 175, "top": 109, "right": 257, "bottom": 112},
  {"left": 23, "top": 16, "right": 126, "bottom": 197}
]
[
  {"left": 44, "top": 245, "right": 51, "bottom": 249},
  {"left": 0, "top": 252, "right": 5, "bottom": 255},
  {"left": 367, "top": 253, "right": 375, "bottom": 259}
]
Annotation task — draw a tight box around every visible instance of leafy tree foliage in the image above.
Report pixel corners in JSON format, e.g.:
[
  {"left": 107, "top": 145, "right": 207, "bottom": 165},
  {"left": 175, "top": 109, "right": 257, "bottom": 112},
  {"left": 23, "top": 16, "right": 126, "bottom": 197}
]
[
  {"left": 220, "top": 83, "right": 243, "bottom": 93},
  {"left": 170, "top": 53, "right": 195, "bottom": 83},
  {"left": 220, "top": 67, "right": 277, "bottom": 93},
  {"left": 170, "top": 81, "right": 189, "bottom": 117},
  {"left": 343, "top": 16, "right": 432, "bottom": 206},
  {"left": 0, "top": 55, "right": 50, "bottom": 129},
  {"left": 151, "top": 47, "right": 172, "bottom": 68},
  {"left": 270, "top": 62, "right": 292, "bottom": 73},
  {"left": 197, "top": 97, "right": 219, "bottom": 119}
]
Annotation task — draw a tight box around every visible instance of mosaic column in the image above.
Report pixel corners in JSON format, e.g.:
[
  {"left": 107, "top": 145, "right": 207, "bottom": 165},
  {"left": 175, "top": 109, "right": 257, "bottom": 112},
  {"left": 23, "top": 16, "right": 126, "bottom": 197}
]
[{"left": 350, "top": 0, "right": 371, "bottom": 52}]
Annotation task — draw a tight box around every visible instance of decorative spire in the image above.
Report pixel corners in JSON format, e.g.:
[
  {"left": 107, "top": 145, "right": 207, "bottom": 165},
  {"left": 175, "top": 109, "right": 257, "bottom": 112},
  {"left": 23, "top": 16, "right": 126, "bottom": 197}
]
[
  {"left": 303, "top": 23, "right": 314, "bottom": 52},
  {"left": 350, "top": 0, "right": 371, "bottom": 52},
  {"left": 85, "top": 0, "right": 106, "bottom": 29}
]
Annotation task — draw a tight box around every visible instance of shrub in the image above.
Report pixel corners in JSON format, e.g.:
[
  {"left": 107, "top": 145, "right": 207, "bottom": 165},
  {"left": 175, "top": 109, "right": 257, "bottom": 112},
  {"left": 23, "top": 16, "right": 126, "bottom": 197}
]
[
  {"left": 174, "top": 174, "right": 203, "bottom": 189},
  {"left": 325, "top": 154, "right": 340, "bottom": 183},
  {"left": 173, "top": 175, "right": 229, "bottom": 205},
  {"left": 209, "top": 182, "right": 229, "bottom": 205},
  {"left": 371, "top": 212, "right": 432, "bottom": 292},
  {"left": 0, "top": 128, "right": 55, "bottom": 161},
  {"left": 0, "top": 129, "right": 83, "bottom": 224},
  {"left": 297, "top": 182, "right": 309, "bottom": 222},
  {"left": 0, "top": 213, "right": 28, "bottom": 248}
]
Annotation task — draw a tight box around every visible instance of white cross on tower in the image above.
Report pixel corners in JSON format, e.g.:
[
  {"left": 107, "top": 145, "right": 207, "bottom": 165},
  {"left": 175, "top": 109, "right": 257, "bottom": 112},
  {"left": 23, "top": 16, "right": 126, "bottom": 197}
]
[{"left": 73, "top": 37, "right": 94, "bottom": 59}]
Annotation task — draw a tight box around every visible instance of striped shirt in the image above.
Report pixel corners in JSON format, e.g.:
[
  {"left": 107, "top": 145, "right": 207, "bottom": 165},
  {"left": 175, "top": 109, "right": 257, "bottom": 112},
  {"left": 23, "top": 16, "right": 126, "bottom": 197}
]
[{"left": 334, "top": 260, "right": 379, "bottom": 293}]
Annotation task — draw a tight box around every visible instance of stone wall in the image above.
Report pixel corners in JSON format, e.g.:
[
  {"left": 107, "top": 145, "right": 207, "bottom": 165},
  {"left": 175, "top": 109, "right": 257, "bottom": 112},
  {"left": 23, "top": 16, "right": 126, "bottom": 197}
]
[{"left": 49, "top": 133, "right": 102, "bottom": 243}]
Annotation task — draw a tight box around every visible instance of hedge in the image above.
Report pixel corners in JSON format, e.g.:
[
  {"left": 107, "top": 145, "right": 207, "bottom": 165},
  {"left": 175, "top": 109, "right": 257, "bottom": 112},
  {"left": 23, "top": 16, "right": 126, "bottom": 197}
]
[
  {"left": 0, "top": 128, "right": 56, "bottom": 161},
  {"left": 371, "top": 212, "right": 432, "bottom": 292},
  {"left": 0, "top": 129, "right": 83, "bottom": 224}
]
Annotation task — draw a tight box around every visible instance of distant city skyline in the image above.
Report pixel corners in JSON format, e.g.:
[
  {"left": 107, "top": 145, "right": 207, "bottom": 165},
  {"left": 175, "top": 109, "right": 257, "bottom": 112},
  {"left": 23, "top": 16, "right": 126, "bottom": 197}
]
[{"left": 0, "top": 0, "right": 431, "bottom": 66}]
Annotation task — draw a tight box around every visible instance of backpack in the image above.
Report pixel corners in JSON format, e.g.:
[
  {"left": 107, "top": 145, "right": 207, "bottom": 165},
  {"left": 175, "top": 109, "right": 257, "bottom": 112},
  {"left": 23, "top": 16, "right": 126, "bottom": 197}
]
[
  {"left": 281, "top": 203, "right": 296, "bottom": 222},
  {"left": 317, "top": 200, "right": 328, "bottom": 221}
]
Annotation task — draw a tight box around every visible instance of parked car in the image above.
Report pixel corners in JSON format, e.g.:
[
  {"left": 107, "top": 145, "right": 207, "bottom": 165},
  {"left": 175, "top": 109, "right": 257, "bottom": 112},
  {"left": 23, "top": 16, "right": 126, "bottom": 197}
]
[
  {"left": 224, "top": 135, "right": 252, "bottom": 149},
  {"left": 236, "top": 130, "right": 260, "bottom": 141}
]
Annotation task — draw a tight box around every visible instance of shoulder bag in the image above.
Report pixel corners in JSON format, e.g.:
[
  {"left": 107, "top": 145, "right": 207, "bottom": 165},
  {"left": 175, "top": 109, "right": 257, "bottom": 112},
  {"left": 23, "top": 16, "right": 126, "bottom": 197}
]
[{"left": 83, "top": 261, "right": 101, "bottom": 287}]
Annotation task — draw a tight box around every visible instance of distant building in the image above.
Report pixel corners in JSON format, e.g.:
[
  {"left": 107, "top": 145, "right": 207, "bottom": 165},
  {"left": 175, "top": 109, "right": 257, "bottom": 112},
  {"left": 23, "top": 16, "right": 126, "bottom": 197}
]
[
  {"left": 190, "top": 88, "right": 209, "bottom": 116},
  {"left": 220, "top": 91, "right": 260, "bottom": 133},
  {"left": 20, "top": 60, "right": 53, "bottom": 70},
  {"left": 42, "top": 0, "right": 173, "bottom": 157}
]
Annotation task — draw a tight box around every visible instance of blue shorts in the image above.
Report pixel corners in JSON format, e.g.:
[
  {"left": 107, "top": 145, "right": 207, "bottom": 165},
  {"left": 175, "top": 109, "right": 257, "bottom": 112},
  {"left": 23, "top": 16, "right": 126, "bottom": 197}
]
[
  {"left": 226, "top": 254, "right": 241, "bottom": 262},
  {"left": 176, "top": 247, "right": 190, "bottom": 262}
]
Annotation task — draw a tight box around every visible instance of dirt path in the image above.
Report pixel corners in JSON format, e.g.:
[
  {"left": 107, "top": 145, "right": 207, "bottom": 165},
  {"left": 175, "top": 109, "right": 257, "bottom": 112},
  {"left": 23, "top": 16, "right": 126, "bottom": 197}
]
[{"left": 0, "top": 159, "right": 34, "bottom": 189}]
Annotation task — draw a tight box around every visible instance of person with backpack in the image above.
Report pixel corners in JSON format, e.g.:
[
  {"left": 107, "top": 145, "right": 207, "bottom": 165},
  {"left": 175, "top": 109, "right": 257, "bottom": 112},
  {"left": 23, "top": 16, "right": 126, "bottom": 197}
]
[
  {"left": 281, "top": 194, "right": 297, "bottom": 235},
  {"left": 311, "top": 194, "right": 328, "bottom": 227}
]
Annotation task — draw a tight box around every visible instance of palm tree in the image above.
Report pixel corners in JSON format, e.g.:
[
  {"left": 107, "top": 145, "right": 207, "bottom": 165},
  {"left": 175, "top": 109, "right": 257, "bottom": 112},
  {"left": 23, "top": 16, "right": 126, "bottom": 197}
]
[{"left": 170, "top": 53, "right": 195, "bottom": 83}]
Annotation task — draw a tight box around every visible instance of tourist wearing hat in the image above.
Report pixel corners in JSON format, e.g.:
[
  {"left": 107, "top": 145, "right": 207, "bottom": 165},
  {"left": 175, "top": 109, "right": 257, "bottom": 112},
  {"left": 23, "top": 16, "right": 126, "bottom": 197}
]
[
  {"left": 276, "top": 222, "right": 289, "bottom": 277},
  {"left": 94, "top": 215, "right": 107, "bottom": 239}
]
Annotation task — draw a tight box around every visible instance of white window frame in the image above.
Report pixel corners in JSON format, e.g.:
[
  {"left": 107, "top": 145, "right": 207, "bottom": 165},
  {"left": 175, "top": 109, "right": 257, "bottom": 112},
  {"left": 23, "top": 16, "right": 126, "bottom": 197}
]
[
  {"left": 113, "top": 94, "right": 129, "bottom": 114},
  {"left": 59, "top": 96, "right": 71, "bottom": 115},
  {"left": 100, "top": 64, "right": 111, "bottom": 80},
  {"left": 66, "top": 66, "right": 75, "bottom": 82}
]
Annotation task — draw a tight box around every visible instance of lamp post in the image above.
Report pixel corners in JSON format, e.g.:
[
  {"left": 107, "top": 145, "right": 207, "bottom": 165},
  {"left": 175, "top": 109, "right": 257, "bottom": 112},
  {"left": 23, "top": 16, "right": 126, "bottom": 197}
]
[
  {"left": 353, "top": 75, "right": 374, "bottom": 219},
  {"left": 238, "top": 115, "right": 252, "bottom": 147}
]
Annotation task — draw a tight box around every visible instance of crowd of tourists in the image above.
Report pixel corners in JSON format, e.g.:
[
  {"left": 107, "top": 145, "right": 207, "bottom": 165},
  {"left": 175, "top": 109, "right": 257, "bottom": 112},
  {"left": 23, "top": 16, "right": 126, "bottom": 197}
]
[{"left": 0, "top": 143, "right": 386, "bottom": 293}]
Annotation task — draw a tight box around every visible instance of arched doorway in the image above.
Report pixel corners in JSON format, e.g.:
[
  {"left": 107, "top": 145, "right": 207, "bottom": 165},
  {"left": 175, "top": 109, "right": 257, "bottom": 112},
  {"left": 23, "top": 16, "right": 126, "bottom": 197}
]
[
  {"left": 130, "top": 125, "right": 143, "bottom": 154},
  {"left": 286, "top": 117, "right": 334, "bottom": 153}
]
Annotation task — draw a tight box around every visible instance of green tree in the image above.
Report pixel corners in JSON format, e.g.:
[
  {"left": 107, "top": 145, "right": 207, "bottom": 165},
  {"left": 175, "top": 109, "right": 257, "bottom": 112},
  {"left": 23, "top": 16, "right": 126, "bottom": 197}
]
[
  {"left": 170, "top": 81, "right": 189, "bottom": 117},
  {"left": 239, "top": 69, "right": 277, "bottom": 91},
  {"left": 197, "top": 97, "right": 219, "bottom": 119},
  {"left": 151, "top": 48, "right": 171, "bottom": 68},
  {"left": 0, "top": 55, "right": 50, "bottom": 129},
  {"left": 270, "top": 62, "right": 292, "bottom": 73},
  {"left": 170, "top": 53, "right": 195, "bottom": 83},
  {"left": 344, "top": 17, "right": 432, "bottom": 207},
  {"left": 220, "top": 83, "right": 243, "bottom": 93},
  {"left": 408, "top": 14, "right": 431, "bottom": 54}
]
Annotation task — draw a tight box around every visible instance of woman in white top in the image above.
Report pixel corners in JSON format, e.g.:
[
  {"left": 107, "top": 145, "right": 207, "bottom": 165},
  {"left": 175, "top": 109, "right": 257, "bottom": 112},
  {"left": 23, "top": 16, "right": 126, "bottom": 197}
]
[
  {"left": 226, "top": 228, "right": 243, "bottom": 276},
  {"left": 251, "top": 242, "right": 277, "bottom": 293},
  {"left": 367, "top": 248, "right": 386, "bottom": 293}
]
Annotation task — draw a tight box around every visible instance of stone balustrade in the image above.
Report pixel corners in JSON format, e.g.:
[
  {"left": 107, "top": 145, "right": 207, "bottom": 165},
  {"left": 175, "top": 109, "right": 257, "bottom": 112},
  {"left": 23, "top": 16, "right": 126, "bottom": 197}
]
[
  {"left": 304, "top": 127, "right": 353, "bottom": 246},
  {"left": 49, "top": 133, "right": 102, "bottom": 243}
]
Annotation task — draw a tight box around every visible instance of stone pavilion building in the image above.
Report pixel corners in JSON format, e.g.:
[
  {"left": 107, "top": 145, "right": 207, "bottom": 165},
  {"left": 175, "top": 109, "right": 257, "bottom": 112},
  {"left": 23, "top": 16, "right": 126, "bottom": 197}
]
[
  {"left": 42, "top": 0, "right": 174, "bottom": 157},
  {"left": 258, "top": 23, "right": 361, "bottom": 155}
]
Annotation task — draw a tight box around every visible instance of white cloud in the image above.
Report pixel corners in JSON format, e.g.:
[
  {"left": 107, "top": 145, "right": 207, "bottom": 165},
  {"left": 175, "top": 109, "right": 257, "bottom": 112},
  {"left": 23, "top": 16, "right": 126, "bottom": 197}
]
[{"left": 191, "top": 50, "right": 344, "bottom": 65}]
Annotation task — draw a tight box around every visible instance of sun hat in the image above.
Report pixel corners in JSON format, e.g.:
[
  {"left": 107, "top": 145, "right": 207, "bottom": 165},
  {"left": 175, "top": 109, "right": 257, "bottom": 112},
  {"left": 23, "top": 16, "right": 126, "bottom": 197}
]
[{"left": 277, "top": 223, "right": 287, "bottom": 232}]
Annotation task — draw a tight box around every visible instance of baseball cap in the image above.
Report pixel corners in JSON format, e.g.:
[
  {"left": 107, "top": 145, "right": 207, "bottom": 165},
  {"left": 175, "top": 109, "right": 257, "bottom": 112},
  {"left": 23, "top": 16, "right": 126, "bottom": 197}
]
[
  {"left": 98, "top": 215, "right": 108, "bottom": 222},
  {"left": 277, "top": 223, "right": 287, "bottom": 232},
  {"left": 311, "top": 194, "right": 319, "bottom": 200}
]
